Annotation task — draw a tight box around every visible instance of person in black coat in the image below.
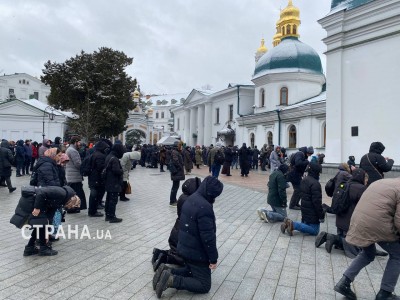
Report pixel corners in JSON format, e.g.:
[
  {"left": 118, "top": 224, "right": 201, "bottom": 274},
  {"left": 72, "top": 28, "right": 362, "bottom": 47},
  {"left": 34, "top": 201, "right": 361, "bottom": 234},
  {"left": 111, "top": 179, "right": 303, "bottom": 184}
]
[
  {"left": 104, "top": 144, "right": 125, "bottom": 223},
  {"left": 88, "top": 141, "right": 109, "bottom": 217},
  {"left": 169, "top": 141, "right": 185, "bottom": 206},
  {"left": 281, "top": 162, "right": 324, "bottom": 236},
  {"left": 238, "top": 143, "right": 251, "bottom": 177},
  {"left": 15, "top": 139, "right": 25, "bottom": 176},
  {"left": 316, "top": 168, "right": 368, "bottom": 257},
  {"left": 152, "top": 177, "right": 202, "bottom": 273},
  {"left": 0, "top": 140, "right": 16, "bottom": 192},
  {"left": 252, "top": 146, "right": 260, "bottom": 170},
  {"left": 359, "top": 141, "right": 394, "bottom": 186},
  {"left": 10, "top": 185, "right": 76, "bottom": 256},
  {"left": 221, "top": 146, "right": 233, "bottom": 176},
  {"left": 34, "top": 148, "right": 62, "bottom": 187},
  {"left": 287, "top": 146, "right": 313, "bottom": 209},
  {"left": 153, "top": 176, "right": 223, "bottom": 298}
]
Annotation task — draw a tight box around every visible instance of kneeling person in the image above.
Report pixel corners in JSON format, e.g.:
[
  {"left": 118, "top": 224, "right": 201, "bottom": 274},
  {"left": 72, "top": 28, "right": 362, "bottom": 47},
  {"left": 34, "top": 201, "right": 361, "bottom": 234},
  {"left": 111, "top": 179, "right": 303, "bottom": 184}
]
[{"left": 153, "top": 176, "right": 223, "bottom": 298}]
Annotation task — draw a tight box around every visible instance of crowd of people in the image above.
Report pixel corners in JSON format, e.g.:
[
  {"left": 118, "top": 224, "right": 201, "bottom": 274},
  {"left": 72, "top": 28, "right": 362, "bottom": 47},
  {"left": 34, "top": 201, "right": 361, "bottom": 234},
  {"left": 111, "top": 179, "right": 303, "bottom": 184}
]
[{"left": 2, "top": 136, "right": 399, "bottom": 299}]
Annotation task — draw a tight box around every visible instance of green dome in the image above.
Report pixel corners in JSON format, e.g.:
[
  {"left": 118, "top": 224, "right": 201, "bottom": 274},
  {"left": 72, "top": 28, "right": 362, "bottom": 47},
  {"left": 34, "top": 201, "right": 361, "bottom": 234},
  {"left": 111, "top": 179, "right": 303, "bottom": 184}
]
[{"left": 254, "top": 37, "right": 323, "bottom": 78}]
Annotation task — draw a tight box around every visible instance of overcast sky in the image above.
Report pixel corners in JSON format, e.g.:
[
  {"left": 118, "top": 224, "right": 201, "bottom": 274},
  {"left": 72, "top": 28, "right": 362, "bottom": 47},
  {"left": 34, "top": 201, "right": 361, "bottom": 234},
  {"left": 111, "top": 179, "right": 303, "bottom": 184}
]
[{"left": 0, "top": 0, "right": 332, "bottom": 95}]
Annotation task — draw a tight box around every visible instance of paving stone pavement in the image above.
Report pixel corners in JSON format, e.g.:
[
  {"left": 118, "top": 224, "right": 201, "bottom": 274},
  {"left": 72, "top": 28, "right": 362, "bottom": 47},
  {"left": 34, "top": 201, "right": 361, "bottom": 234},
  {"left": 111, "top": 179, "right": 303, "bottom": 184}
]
[{"left": 0, "top": 167, "right": 396, "bottom": 300}]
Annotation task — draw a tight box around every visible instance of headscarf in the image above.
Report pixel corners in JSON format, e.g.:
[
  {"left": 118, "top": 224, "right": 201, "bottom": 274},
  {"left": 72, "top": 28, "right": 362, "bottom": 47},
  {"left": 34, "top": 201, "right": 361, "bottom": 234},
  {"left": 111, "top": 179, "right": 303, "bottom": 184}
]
[
  {"left": 59, "top": 153, "right": 70, "bottom": 164},
  {"left": 44, "top": 148, "right": 60, "bottom": 161}
]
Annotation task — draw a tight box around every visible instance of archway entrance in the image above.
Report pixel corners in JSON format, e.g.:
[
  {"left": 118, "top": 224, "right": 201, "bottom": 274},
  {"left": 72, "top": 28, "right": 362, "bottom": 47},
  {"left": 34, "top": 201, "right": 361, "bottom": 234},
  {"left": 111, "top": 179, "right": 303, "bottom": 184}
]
[{"left": 125, "top": 129, "right": 146, "bottom": 146}]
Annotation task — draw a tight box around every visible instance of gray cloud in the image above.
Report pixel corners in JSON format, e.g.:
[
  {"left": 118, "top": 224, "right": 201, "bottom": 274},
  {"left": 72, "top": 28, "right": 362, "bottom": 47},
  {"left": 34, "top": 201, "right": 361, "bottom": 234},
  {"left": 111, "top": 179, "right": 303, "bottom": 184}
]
[{"left": 0, "top": 0, "right": 331, "bottom": 94}]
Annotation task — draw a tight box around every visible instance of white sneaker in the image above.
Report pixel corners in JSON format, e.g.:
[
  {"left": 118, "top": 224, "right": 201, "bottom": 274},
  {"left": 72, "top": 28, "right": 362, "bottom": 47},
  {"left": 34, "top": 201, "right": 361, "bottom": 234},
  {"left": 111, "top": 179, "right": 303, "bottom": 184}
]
[
  {"left": 261, "top": 211, "right": 268, "bottom": 223},
  {"left": 257, "top": 209, "right": 265, "bottom": 221}
]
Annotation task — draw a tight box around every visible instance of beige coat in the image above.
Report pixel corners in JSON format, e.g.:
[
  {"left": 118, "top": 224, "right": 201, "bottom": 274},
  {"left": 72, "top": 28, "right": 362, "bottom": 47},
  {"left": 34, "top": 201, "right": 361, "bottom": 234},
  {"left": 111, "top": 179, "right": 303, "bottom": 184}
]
[{"left": 346, "top": 178, "right": 400, "bottom": 247}]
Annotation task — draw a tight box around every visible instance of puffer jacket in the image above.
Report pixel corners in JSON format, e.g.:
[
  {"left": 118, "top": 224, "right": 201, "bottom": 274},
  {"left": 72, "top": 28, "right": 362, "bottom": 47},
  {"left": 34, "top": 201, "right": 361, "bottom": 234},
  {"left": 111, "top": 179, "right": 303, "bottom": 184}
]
[
  {"left": 359, "top": 142, "right": 394, "bottom": 186},
  {"left": 120, "top": 151, "right": 135, "bottom": 181},
  {"left": 336, "top": 168, "right": 367, "bottom": 232},
  {"left": 195, "top": 149, "right": 202, "bottom": 165},
  {"left": 178, "top": 176, "right": 223, "bottom": 265},
  {"left": 38, "top": 139, "right": 50, "bottom": 158},
  {"left": 88, "top": 141, "right": 108, "bottom": 188},
  {"left": 104, "top": 144, "right": 124, "bottom": 193},
  {"left": 35, "top": 156, "right": 61, "bottom": 187},
  {"left": 66, "top": 144, "right": 83, "bottom": 183},
  {"left": 300, "top": 164, "right": 324, "bottom": 224},
  {"left": 15, "top": 140, "right": 25, "bottom": 162},
  {"left": 169, "top": 177, "right": 202, "bottom": 251},
  {"left": 183, "top": 149, "right": 193, "bottom": 170},
  {"left": 170, "top": 149, "right": 185, "bottom": 181},
  {"left": 346, "top": 178, "right": 400, "bottom": 247},
  {"left": 0, "top": 140, "right": 14, "bottom": 177},
  {"left": 267, "top": 169, "right": 287, "bottom": 208}
]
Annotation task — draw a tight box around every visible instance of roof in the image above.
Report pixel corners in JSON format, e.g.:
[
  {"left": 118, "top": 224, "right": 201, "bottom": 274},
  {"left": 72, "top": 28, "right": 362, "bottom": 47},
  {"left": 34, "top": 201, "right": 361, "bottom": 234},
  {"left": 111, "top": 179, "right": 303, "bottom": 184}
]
[
  {"left": 281, "top": 91, "right": 326, "bottom": 110},
  {"left": 330, "top": 0, "right": 375, "bottom": 14},
  {"left": 22, "top": 99, "right": 75, "bottom": 118},
  {"left": 147, "top": 92, "right": 190, "bottom": 106},
  {"left": 253, "top": 37, "right": 323, "bottom": 79}
]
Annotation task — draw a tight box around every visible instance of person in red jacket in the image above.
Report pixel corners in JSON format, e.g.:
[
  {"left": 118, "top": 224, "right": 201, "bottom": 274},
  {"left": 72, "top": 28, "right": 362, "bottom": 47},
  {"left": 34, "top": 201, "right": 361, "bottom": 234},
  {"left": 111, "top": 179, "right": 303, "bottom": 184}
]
[{"left": 30, "top": 141, "right": 39, "bottom": 172}]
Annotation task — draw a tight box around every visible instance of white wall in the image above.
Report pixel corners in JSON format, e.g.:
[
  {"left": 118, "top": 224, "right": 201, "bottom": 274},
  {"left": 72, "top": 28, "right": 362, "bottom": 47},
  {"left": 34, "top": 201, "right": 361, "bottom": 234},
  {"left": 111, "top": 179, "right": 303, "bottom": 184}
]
[{"left": 0, "top": 74, "right": 50, "bottom": 103}]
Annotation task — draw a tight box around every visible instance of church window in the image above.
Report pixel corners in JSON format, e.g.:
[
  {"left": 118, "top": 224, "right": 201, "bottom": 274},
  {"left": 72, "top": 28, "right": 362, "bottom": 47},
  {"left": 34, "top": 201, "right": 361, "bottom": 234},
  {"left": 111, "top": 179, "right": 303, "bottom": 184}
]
[
  {"left": 156, "top": 112, "right": 159, "bottom": 119},
  {"left": 228, "top": 105, "right": 233, "bottom": 121},
  {"left": 260, "top": 89, "right": 265, "bottom": 107},
  {"left": 323, "top": 123, "right": 327, "bottom": 146},
  {"left": 280, "top": 87, "right": 288, "bottom": 105},
  {"left": 22, "top": 79, "right": 26, "bottom": 84},
  {"left": 267, "top": 131, "right": 273, "bottom": 146},
  {"left": 161, "top": 112, "right": 165, "bottom": 118},
  {"left": 157, "top": 100, "right": 162, "bottom": 105},
  {"left": 287, "top": 25, "right": 291, "bottom": 34},
  {"left": 216, "top": 108, "right": 220, "bottom": 124},
  {"left": 293, "top": 25, "right": 297, "bottom": 34},
  {"left": 177, "top": 118, "right": 180, "bottom": 130},
  {"left": 282, "top": 27, "right": 285, "bottom": 35},
  {"left": 289, "top": 125, "right": 297, "bottom": 148},
  {"left": 250, "top": 133, "right": 255, "bottom": 148}
]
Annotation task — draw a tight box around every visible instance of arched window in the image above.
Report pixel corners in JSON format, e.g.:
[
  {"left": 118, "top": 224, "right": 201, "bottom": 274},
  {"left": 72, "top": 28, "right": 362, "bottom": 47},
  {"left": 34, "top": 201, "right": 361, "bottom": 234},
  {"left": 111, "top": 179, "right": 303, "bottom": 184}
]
[
  {"left": 289, "top": 125, "right": 297, "bottom": 148},
  {"left": 156, "top": 112, "right": 159, "bottom": 119},
  {"left": 267, "top": 131, "right": 273, "bottom": 146},
  {"left": 260, "top": 89, "right": 265, "bottom": 107},
  {"left": 287, "top": 25, "right": 291, "bottom": 34},
  {"left": 280, "top": 87, "right": 288, "bottom": 105},
  {"left": 293, "top": 25, "right": 297, "bottom": 35},
  {"left": 161, "top": 112, "right": 165, "bottom": 118},
  {"left": 250, "top": 133, "right": 255, "bottom": 148},
  {"left": 322, "top": 122, "right": 326, "bottom": 147},
  {"left": 282, "top": 26, "right": 285, "bottom": 35}
]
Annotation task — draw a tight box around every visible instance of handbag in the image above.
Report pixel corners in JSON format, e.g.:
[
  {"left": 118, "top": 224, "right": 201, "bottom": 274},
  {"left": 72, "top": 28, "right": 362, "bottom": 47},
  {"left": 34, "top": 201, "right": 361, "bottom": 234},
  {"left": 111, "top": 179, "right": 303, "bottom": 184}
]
[
  {"left": 101, "top": 157, "right": 114, "bottom": 180},
  {"left": 125, "top": 182, "right": 132, "bottom": 194},
  {"left": 28, "top": 214, "right": 49, "bottom": 226},
  {"left": 325, "top": 173, "right": 338, "bottom": 197}
]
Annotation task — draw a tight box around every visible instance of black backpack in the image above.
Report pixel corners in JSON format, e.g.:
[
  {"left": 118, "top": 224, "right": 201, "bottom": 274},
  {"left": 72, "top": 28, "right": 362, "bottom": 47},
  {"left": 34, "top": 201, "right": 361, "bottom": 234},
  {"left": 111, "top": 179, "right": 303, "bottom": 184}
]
[
  {"left": 331, "top": 182, "right": 351, "bottom": 215},
  {"left": 214, "top": 150, "right": 224, "bottom": 165},
  {"left": 80, "top": 154, "right": 93, "bottom": 177}
]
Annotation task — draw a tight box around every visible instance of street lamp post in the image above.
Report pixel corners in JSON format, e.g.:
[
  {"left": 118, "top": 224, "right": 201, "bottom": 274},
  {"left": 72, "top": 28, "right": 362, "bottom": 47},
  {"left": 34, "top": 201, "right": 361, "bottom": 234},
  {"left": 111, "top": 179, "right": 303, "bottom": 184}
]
[{"left": 42, "top": 106, "right": 55, "bottom": 139}]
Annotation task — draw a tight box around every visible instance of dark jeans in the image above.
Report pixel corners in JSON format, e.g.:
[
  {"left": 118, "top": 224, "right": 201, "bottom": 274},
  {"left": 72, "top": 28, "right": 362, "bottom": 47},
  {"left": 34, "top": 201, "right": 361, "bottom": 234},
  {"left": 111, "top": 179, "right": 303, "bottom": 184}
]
[
  {"left": 290, "top": 183, "right": 301, "bottom": 208},
  {"left": 24, "top": 157, "right": 32, "bottom": 174},
  {"left": 16, "top": 160, "right": 24, "bottom": 175},
  {"left": 2, "top": 176, "right": 13, "bottom": 189},
  {"left": 105, "top": 192, "right": 119, "bottom": 217},
  {"left": 172, "top": 263, "right": 211, "bottom": 294},
  {"left": 170, "top": 180, "right": 180, "bottom": 204},
  {"left": 211, "top": 163, "right": 221, "bottom": 178},
  {"left": 344, "top": 241, "right": 400, "bottom": 293},
  {"left": 89, "top": 186, "right": 105, "bottom": 215},
  {"left": 30, "top": 157, "right": 36, "bottom": 171},
  {"left": 27, "top": 227, "right": 46, "bottom": 246},
  {"left": 69, "top": 182, "right": 87, "bottom": 210}
]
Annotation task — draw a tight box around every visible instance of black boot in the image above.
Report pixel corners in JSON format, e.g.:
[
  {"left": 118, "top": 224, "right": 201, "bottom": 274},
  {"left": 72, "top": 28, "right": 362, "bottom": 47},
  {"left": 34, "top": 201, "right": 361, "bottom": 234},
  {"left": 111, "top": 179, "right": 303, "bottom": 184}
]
[
  {"left": 156, "top": 270, "right": 173, "bottom": 299},
  {"left": 151, "top": 248, "right": 164, "bottom": 264},
  {"left": 325, "top": 233, "right": 339, "bottom": 253},
  {"left": 23, "top": 245, "right": 39, "bottom": 256},
  {"left": 375, "top": 289, "right": 400, "bottom": 299},
  {"left": 315, "top": 231, "right": 327, "bottom": 248},
  {"left": 9, "top": 187, "right": 16, "bottom": 193},
  {"left": 153, "top": 252, "right": 167, "bottom": 271},
  {"left": 39, "top": 244, "right": 58, "bottom": 256},
  {"left": 153, "top": 263, "right": 173, "bottom": 290},
  {"left": 334, "top": 275, "right": 357, "bottom": 300}
]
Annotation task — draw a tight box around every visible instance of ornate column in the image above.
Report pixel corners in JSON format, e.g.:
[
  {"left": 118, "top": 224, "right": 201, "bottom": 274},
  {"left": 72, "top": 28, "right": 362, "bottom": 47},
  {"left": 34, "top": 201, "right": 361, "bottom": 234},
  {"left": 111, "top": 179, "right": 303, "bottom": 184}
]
[
  {"left": 203, "top": 102, "right": 212, "bottom": 145},
  {"left": 184, "top": 109, "right": 190, "bottom": 144},
  {"left": 197, "top": 105, "right": 205, "bottom": 146}
]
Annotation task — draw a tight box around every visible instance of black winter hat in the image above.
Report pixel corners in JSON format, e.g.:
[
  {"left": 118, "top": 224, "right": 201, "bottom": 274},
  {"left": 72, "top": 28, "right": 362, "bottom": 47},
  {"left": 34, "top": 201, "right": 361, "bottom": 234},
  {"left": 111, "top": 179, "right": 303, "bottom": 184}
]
[
  {"left": 278, "top": 164, "right": 289, "bottom": 175},
  {"left": 112, "top": 144, "right": 125, "bottom": 159},
  {"left": 308, "top": 162, "right": 322, "bottom": 175}
]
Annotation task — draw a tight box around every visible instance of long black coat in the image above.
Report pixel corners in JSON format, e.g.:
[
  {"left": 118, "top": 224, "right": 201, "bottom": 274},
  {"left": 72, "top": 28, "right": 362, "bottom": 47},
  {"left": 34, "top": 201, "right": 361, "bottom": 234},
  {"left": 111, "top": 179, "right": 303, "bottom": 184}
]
[
  {"left": 336, "top": 169, "right": 367, "bottom": 232},
  {"left": 0, "top": 140, "right": 14, "bottom": 177},
  {"left": 238, "top": 146, "right": 250, "bottom": 173},
  {"left": 359, "top": 142, "right": 394, "bottom": 186},
  {"left": 170, "top": 149, "right": 185, "bottom": 181},
  {"left": 300, "top": 172, "right": 324, "bottom": 224},
  {"left": 224, "top": 147, "right": 233, "bottom": 163},
  {"left": 35, "top": 157, "right": 61, "bottom": 187},
  {"left": 104, "top": 152, "right": 124, "bottom": 193},
  {"left": 88, "top": 141, "right": 108, "bottom": 189},
  {"left": 177, "top": 176, "right": 223, "bottom": 265}
]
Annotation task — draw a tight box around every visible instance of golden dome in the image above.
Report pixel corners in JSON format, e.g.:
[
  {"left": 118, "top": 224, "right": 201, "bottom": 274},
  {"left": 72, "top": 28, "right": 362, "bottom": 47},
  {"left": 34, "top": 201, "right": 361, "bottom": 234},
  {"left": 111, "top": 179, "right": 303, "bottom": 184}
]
[
  {"left": 280, "top": 0, "right": 300, "bottom": 19},
  {"left": 132, "top": 88, "right": 140, "bottom": 100},
  {"left": 257, "top": 38, "right": 268, "bottom": 53},
  {"left": 276, "top": 0, "right": 300, "bottom": 39}
]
